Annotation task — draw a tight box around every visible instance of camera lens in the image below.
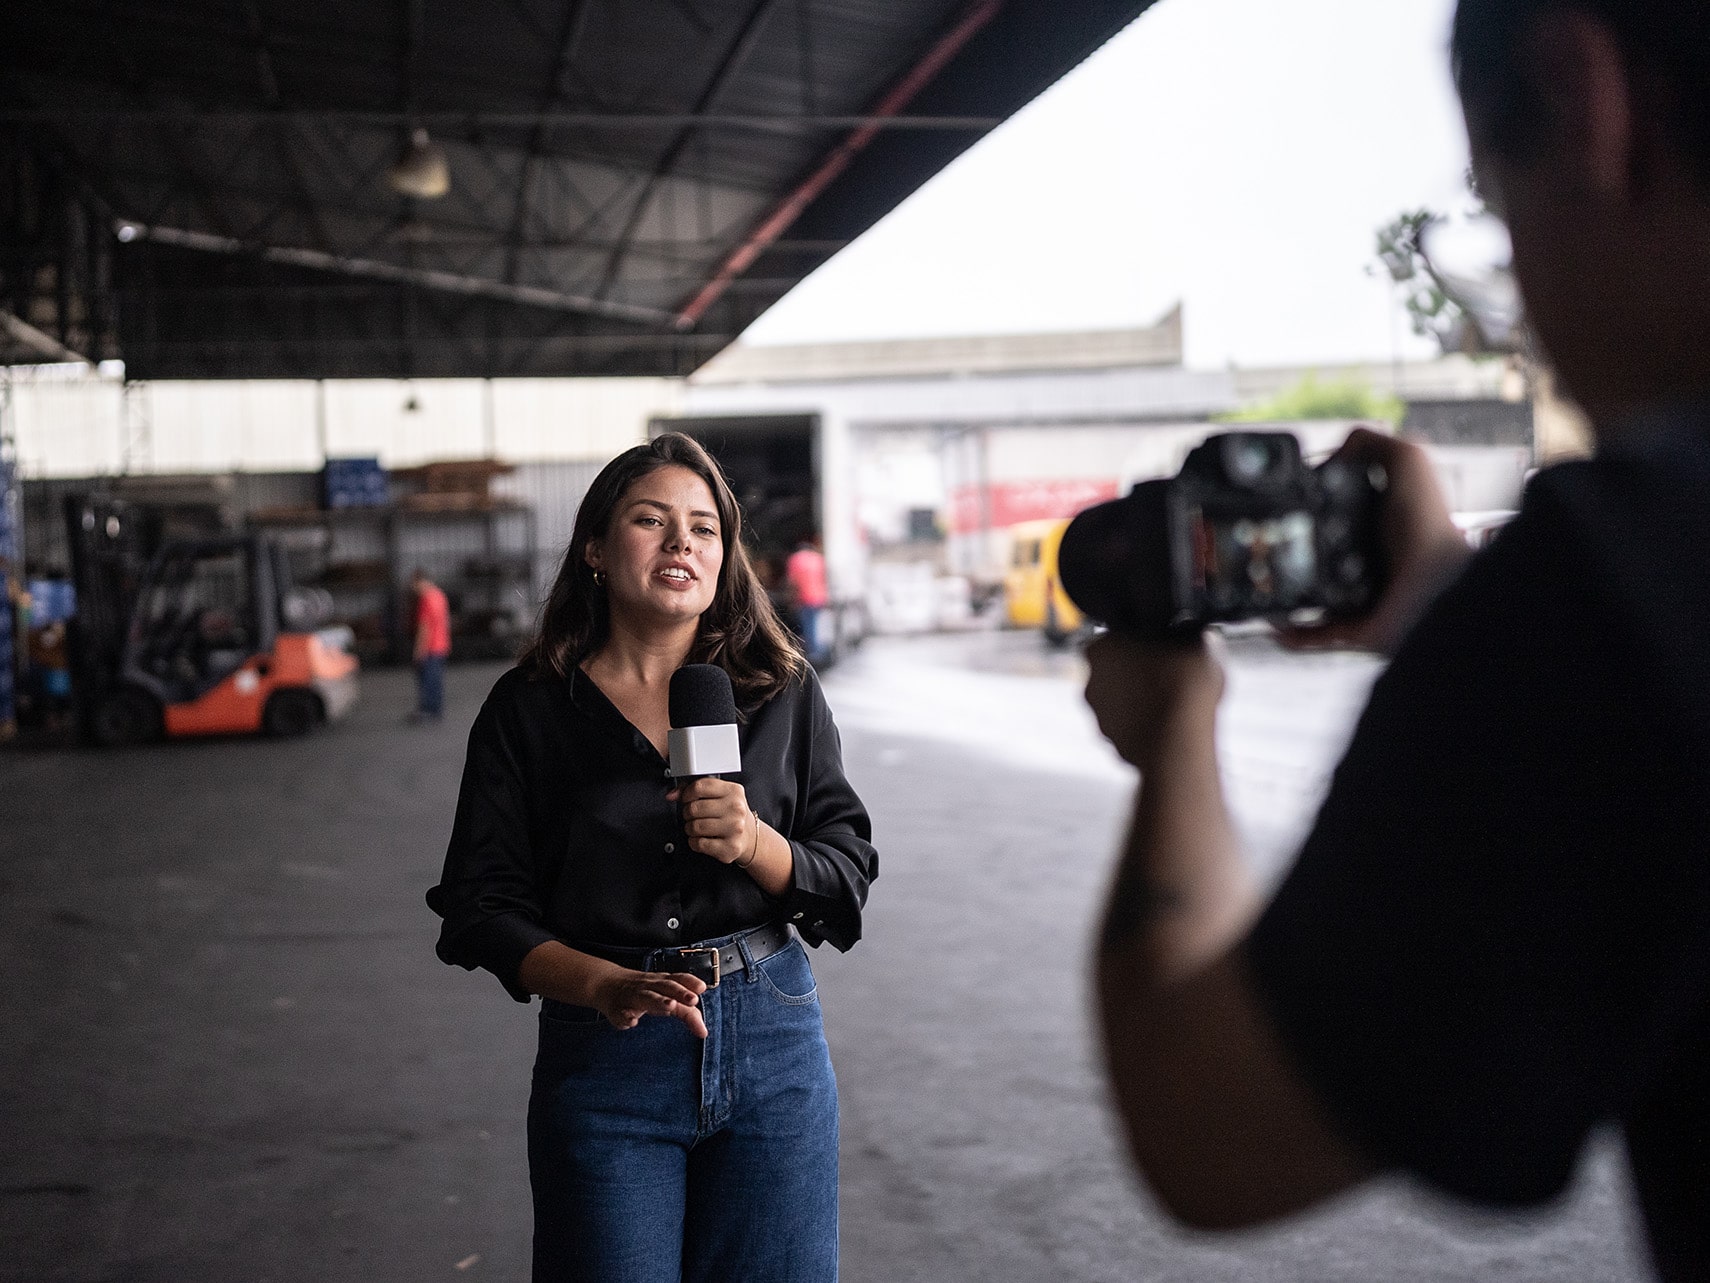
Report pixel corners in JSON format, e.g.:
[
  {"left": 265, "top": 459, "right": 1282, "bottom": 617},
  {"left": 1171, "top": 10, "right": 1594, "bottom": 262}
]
[{"left": 1058, "top": 481, "right": 1176, "bottom": 633}]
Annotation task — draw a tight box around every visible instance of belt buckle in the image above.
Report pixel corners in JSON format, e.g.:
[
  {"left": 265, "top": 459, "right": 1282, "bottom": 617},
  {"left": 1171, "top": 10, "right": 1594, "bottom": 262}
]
[{"left": 675, "top": 946, "right": 721, "bottom": 990}]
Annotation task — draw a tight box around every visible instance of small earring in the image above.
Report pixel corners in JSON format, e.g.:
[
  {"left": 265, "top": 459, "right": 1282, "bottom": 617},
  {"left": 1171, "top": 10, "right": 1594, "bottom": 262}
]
[{"left": 592, "top": 569, "right": 606, "bottom": 587}]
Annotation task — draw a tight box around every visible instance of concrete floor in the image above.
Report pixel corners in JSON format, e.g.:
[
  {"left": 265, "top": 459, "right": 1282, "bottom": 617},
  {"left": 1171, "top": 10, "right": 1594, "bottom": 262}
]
[{"left": 0, "top": 633, "right": 1654, "bottom": 1281}]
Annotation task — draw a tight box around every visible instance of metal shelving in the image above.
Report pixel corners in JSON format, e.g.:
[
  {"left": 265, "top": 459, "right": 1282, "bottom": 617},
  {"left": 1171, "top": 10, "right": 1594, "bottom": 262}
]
[{"left": 250, "top": 502, "right": 537, "bottom": 664}]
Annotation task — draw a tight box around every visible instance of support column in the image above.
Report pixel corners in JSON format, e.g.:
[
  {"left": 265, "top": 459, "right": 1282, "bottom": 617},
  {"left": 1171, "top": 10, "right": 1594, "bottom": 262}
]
[
  {"left": 120, "top": 379, "right": 153, "bottom": 475},
  {"left": 0, "top": 370, "right": 21, "bottom": 737}
]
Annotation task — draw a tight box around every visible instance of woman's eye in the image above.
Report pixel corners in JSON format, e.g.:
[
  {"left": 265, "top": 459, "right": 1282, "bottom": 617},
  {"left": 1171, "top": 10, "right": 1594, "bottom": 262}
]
[{"left": 694, "top": 526, "right": 717, "bottom": 538}]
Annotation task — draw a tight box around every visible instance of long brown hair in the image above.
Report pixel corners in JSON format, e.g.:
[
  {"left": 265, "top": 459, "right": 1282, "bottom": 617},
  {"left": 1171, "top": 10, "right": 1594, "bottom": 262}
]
[{"left": 520, "top": 432, "right": 805, "bottom": 708}]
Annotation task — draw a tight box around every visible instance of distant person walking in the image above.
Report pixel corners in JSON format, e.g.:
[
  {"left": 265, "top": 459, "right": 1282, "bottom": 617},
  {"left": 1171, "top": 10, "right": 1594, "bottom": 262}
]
[
  {"left": 785, "top": 538, "right": 830, "bottom": 664},
  {"left": 410, "top": 569, "right": 450, "bottom": 722}
]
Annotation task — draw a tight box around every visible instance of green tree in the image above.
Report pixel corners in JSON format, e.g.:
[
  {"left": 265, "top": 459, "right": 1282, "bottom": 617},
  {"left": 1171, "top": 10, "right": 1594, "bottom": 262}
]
[
  {"left": 1219, "top": 373, "right": 1405, "bottom": 425},
  {"left": 1372, "top": 208, "right": 1467, "bottom": 354}
]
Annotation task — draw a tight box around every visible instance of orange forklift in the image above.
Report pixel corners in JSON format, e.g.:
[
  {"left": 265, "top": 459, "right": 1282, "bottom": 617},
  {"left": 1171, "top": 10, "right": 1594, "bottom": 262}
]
[{"left": 65, "top": 495, "right": 359, "bottom": 746}]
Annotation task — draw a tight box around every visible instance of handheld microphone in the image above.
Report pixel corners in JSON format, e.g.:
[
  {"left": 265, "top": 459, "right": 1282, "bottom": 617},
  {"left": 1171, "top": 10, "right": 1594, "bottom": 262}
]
[{"left": 668, "top": 664, "right": 742, "bottom": 779}]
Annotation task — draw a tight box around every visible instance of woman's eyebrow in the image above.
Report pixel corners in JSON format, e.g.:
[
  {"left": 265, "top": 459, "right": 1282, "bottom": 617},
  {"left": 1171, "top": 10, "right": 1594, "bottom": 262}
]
[{"left": 627, "top": 497, "right": 719, "bottom": 521}]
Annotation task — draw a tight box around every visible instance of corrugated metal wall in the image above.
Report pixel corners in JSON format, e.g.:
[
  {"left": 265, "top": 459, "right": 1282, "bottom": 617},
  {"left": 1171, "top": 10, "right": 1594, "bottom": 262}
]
[
  {"left": 7, "top": 372, "right": 675, "bottom": 478},
  {"left": 494, "top": 460, "right": 608, "bottom": 603}
]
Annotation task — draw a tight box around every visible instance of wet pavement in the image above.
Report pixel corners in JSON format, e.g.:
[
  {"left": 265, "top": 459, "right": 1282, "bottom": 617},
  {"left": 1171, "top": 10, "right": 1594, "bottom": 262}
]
[{"left": 0, "top": 631, "right": 1652, "bottom": 1281}]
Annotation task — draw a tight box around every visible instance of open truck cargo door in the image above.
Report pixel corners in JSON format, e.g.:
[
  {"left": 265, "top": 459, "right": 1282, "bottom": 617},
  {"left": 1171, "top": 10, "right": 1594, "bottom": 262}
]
[{"left": 650, "top": 413, "right": 866, "bottom": 665}]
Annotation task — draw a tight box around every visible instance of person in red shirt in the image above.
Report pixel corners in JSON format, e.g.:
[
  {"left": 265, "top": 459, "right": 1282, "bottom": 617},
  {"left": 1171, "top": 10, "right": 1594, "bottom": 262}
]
[
  {"left": 784, "top": 538, "right": 830, "bottom": 664},
  {"left": 410, "top": 568, "right": 451, "bottom": 722}
]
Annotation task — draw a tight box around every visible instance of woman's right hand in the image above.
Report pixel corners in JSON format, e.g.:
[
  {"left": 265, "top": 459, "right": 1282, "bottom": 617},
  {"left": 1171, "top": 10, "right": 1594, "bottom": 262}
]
[{"left": 593, "top": 969, "right": 709, "bottom": 1038}]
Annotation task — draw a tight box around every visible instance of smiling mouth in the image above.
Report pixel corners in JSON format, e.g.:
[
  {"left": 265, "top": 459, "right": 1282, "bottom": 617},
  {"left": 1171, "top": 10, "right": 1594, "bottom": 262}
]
[{"left": 657, "top": 567, "right": 694, "bottom": 582}]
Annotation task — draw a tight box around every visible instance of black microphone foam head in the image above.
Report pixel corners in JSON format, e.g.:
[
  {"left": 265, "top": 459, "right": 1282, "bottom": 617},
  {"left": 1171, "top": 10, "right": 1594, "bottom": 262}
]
[{"left": 669, "top": 663, "right": 737, "bottom": 729}]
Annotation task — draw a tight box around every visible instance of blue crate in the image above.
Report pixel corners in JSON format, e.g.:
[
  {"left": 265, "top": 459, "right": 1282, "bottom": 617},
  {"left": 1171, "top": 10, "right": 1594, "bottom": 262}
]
[
  {"left": 26, "top": 580, "right": 76, "bottom": 626},
  {"left": 323, "top": 457, "right": 389, "bottom": 509}
]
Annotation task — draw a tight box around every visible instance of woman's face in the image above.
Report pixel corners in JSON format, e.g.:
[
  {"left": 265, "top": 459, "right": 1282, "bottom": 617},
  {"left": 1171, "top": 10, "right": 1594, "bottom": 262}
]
[{"left": 585, "top": 464, "right": 725, "bottom": 631}]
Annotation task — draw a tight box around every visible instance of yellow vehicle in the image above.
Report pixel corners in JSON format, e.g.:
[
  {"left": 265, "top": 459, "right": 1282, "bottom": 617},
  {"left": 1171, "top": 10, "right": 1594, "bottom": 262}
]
[{"left": 1003, "top": 518, "right": 1086, "bottom": 645}]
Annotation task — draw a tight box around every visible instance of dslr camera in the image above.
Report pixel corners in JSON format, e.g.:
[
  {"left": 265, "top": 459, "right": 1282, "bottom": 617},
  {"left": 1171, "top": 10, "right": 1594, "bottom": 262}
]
[{"left": 1057, "top": 431, "right": 1387, "bottom": 635}]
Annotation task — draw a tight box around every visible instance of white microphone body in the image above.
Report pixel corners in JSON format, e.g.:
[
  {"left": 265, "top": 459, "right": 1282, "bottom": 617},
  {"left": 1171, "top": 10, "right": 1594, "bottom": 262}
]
[{"left": 668, "top": 723, "right": 742, "bottom": 778}]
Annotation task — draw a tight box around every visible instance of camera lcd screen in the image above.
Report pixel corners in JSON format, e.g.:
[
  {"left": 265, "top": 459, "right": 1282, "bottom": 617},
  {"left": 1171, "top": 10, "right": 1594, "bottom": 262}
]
[{"left": 1191, "top": 508, "right": 1318, "bottom": 613}]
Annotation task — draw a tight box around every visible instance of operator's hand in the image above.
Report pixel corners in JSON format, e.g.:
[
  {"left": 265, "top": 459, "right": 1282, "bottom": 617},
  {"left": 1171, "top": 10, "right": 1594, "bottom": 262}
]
[
  {"left": 668, "top": 777, "right": 760, "bottom": 867},
  {"left": 1084, "top": 631, "right": 1225, "bottom": 770},
  {"left": 1279, "top": 426, "right": 1472, "bottom": 655},
  {"left": 593, "top": 969, "right": 709, "bottom": 1038}
]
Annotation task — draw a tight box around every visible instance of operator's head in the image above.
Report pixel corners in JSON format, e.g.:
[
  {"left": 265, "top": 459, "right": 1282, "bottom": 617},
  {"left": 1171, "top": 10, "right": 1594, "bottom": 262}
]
[{"left": 1452, "top": 0, "right": 1710, "bottom": 414}]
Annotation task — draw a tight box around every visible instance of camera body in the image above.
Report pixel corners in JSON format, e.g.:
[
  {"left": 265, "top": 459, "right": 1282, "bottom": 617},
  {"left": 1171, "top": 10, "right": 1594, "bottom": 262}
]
[{"left": 1057, "top": 431, "right": 1387, "bottom": 635}]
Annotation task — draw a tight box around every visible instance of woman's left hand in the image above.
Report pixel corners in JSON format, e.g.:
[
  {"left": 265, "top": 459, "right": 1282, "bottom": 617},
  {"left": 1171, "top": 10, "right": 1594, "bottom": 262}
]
[{"left": 668, "top": 777, "right": 760, "bottom": 866}]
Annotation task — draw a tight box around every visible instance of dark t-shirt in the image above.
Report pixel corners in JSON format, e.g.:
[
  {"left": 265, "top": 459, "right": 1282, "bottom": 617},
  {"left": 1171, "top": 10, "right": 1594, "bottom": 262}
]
[
  {"left": 1247, "top": 421, "right": 1710, "bottom": 1281},
  {"left": 427, "top": 663, "right": 877, "bottom": 1001}
]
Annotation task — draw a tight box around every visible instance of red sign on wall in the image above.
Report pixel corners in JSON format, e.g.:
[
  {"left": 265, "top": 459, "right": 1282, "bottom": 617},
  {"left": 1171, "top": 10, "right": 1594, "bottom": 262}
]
[{"left": 947, "top": 478, "right": 1119, "bottom": 534}]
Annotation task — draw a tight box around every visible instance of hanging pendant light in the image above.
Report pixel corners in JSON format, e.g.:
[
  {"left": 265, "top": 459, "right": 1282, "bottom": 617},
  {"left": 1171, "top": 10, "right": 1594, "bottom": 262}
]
[{"left": 387, "top": 127, "right": 450, "bottom": 200}]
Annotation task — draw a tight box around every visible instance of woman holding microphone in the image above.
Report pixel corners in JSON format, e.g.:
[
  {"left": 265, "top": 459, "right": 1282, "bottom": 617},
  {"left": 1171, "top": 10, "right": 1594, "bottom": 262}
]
[{"left": 428, "top": 432, "right": 876, "bottom": 1282}]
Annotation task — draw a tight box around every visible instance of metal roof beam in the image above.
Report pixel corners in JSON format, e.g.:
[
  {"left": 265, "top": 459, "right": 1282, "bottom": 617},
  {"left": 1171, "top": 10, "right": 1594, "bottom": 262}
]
[
  {"left": 95, "top": 2, "right": 245, "bottom": 242},
  {"left": 119, "top": 220, "right": 678, "bottom": 326},
  {"left": 504, "top": 0, "right": 594, "bottom": 286},
  {"left": 2, "top": 308, "right": 92, "bottom": 365},
  {"left": 675, "top": 0, "right": 1002, "bottom": 329},
  {"left": 0, "top": 110, "right": 1002, "bottom": 132},
  {"left": 240, "top": 0, "right": 336, "bottom": 252},
  {"left": 593, "top": 0, "right": 787, "bottom": 303}
]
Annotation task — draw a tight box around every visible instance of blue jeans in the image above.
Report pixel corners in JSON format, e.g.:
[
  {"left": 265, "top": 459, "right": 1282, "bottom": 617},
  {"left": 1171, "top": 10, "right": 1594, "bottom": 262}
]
[
  {"left": 528, "top": 932, "right": 839, "bottom": 1283},
  {"left": 415, "top": 654, "right": 445, "bottom": 717},
  {"left": 796, "top": 605, "right": 826, "bottom": 663}
]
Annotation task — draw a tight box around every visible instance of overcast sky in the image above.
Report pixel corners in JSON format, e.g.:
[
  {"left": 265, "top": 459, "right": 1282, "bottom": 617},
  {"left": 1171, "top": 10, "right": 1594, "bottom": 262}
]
[{"left": 742, "top": 0, "right": 1474, "bottom": 370}]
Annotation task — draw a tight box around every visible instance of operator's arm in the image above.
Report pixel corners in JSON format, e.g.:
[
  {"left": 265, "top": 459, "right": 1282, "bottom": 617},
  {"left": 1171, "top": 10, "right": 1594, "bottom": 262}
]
[
  {"left": 1085, "top": 431, "right": 1460, "bottom": 1226},
  {"left": 1087, "top": 634, "right": 1370, "bottom": 1227}
]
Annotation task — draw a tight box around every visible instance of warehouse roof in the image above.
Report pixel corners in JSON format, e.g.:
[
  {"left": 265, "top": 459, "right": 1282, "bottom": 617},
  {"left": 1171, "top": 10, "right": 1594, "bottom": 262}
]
[
  {"left": 1, "top": 0, "right": 1157, "bottom": 379},
  {"left": 694, "top": 306, "right": 1184, "bottom": 384}
]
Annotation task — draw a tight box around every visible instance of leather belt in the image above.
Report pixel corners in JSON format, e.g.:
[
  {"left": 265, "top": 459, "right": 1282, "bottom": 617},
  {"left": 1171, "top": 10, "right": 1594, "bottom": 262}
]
[{"left": 574, "top": 921, "right": 792, "bottom": 990}]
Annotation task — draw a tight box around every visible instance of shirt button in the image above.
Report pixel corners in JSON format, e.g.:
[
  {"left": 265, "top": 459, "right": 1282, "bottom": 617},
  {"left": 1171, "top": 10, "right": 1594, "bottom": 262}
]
[
  {"left": 664, "top": 842, "right": 675, "bottom": 854},
  {"left": 667, "top": 917, "right": 680, "bottom": 930}
]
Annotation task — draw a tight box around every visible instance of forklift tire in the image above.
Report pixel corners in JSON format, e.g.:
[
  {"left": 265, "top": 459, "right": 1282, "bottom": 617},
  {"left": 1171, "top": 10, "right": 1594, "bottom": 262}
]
[
  {"left": 93, "top": 689, "right": 163, "bottom": 747},
  {"left": 264, "top": 689, "right": 322, "bottom": 738}
]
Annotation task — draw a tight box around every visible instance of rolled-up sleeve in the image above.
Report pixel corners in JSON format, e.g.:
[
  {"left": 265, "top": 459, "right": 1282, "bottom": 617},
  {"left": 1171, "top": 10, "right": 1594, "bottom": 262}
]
[
  {"left": 426, "top": 687, "right": 557, "bottom": 1001},
  {"left": 779, "top": 673, "right": 877, "bottom": 951}
]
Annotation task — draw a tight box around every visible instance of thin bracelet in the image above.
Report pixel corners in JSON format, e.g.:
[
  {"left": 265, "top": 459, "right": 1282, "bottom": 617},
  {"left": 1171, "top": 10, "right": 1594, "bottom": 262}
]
[{"left": 736, "top": 809, "right": 761, "bottom": 869}]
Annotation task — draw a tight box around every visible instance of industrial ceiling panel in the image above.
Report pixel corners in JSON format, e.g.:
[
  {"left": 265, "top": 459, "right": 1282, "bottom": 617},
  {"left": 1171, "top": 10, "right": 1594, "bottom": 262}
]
[{"left": 1, "top": 0, "right": 1159, "bottom": 378}]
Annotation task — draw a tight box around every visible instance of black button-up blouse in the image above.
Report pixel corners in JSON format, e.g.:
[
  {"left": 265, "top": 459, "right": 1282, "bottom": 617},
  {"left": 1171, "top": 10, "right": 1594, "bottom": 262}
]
[{"left": 427, "top": 662, "right": 877, "bottom": 1001}]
